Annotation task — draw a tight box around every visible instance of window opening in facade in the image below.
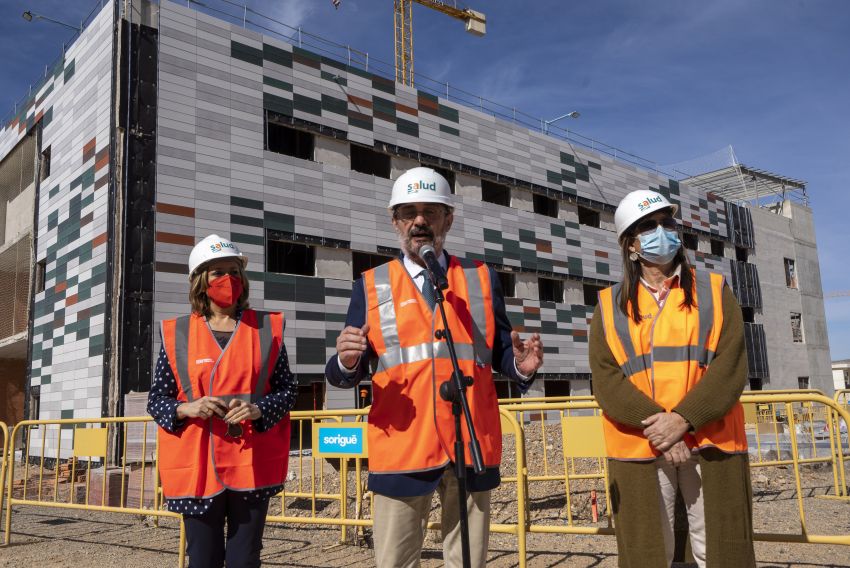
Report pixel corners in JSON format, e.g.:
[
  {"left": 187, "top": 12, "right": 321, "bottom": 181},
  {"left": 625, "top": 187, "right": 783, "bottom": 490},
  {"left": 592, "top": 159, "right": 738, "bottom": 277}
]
[
  {"left": 797, "top": 376, "right": 809, "bottom": 389},
  {"left": 741, "top": 307, "right": 755, "bottom": 323},
  {"left": 539, "top": 277, "right": 563, "bottom": 303},
  {"left": 497, "top": 271, "right": 516, "bottom": 298},
  {"left": 784, "top": 258, "right": 798, "bottom": 289},
  {"left": 425, "top": 165, "right": 455, "bottom": 194},
  {"left": 40, "top": 146, "right": 51, "bottom": 181},
  {"left": 481, "top": 179, "right": 511, "bottom": 207},
  {"left": 583, "top": 283, "right": 605, "bottom": 307},
  {"left": 710, "top": 239, "right": 725, "bottom": 257},
  {"left": 352, "top": 251, "right": 395, "bottom": 280},
  {"left": 748, "top": 378, "right": 763, "bottom": 391},
  {"left": 577, "top": 205, "right": 600, "bottom": 228},
  {"left": 790, "top": 312, "right": 803, "bottom": 343},
  {"left": 265, "top": 113, "right": 314, "bottom": 160},
  {"left": 682, "top": 232, "right": 698, "bottom": 251},
  {"left": 544, "top": 379, "right": 570, "bottom": 397},
  {"left": 735, "top": 246, "right": 749, "bottom": 262},
  {"left": 35, "top": 260, "right": 46, "bottom": 293},
  {"left": 28, "top": 385, "right": 40, "bottom": 423},
  {"left": 351, "top": 144, "right": 391, "bottom": 178},
  {"left": 267, "top": 239, "right": 315, "bottom": 276},
  {"left": 533, "top": 194, "right": 558, "bottom": 218}
]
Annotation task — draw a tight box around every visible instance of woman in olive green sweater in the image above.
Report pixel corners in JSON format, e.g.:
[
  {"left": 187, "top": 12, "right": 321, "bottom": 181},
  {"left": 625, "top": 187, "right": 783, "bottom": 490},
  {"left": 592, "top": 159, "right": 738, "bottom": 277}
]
[{"left": 590, "top": 190, "right": 756, "bottom": 568}]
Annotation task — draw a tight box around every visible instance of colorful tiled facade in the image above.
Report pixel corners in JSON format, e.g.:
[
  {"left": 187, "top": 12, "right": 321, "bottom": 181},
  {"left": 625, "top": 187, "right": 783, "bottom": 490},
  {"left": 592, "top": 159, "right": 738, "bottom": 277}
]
[{"left": 3, "top": 0, "right": 830, "bottom": 427}]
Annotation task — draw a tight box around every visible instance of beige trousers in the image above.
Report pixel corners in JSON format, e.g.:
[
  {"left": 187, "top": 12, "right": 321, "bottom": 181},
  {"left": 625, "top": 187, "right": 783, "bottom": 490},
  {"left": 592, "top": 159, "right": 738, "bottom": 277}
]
[
  {"left": 656, "top": 456, "right": 707, "bottom": 568},
  {"left": 372, "top": 469, "right": 491, "bottom": 568}
]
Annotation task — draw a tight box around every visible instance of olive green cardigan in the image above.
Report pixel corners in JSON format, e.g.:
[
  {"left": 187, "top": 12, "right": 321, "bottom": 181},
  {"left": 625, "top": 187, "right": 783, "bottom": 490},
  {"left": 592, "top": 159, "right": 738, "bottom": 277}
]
[{"left": 590, "top": 284, "right": 756, "bottom": 568}]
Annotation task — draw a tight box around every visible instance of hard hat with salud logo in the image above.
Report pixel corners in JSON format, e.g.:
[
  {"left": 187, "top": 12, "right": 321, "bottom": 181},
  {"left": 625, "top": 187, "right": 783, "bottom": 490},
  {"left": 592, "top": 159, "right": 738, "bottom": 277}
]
[
  {"left": 388, "top": 167, "right": 454, "bottom": 210},
  {"left": 614, "top": 190, "right": 679, "bottom": 240},
  {"left": 188, "top": 234, "right": 248, "bottom": 276}
]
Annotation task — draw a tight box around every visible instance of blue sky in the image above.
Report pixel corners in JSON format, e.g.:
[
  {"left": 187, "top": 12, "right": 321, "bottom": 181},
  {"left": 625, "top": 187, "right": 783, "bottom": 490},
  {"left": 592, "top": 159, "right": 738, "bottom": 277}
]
[{"left": 2, "top": 0, "right": 849, "bottom": 358}]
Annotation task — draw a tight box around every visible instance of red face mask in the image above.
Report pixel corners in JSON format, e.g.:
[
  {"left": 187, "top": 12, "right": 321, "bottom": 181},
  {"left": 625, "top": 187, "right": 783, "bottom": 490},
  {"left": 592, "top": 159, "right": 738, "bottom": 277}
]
[{"left": 206, "top": 274, "right": 243, "bottom": 308}]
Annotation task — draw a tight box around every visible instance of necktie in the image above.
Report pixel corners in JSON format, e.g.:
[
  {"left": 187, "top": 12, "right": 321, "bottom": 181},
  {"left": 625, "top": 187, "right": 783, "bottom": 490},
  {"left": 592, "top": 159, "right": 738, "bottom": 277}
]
[{"left": 418, "top": 270, "right": 437, "bottom": 310}]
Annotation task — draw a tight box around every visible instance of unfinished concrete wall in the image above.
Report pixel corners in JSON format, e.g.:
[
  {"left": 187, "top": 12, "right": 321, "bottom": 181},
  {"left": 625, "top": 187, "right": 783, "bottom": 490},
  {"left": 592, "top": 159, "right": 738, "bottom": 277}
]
[
  {"left": 750, "top": 201, "right": 832, "bottom": 391},
  {"left": 314, "top": 136, "right": 349, "bottom": 170}
]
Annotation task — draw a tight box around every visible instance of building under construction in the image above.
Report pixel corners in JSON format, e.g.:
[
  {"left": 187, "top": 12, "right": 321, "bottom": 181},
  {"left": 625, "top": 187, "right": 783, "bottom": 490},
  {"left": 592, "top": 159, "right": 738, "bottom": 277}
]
[{"left": 0, "top": 0, "right": 833, "bottom": 438}]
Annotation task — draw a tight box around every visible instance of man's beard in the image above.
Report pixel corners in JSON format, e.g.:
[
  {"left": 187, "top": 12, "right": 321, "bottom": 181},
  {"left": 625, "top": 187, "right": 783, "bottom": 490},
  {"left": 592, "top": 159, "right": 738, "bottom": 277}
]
[{"left": 398, "top": 224, "right": 445, "bottom": 260}]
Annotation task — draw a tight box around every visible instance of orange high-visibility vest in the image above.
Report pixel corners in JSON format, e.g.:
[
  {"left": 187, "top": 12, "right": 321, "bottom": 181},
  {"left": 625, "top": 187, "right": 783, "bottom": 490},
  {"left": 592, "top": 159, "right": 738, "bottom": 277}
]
[
  {"left": 158, "top": 310, "right": 291, "bottom": 499},
  {"left": 363, "top": 257, "right": 501, "bottom": 474},
  {"left": 597, "top": 270, "right": 747, "bottom": 461}
]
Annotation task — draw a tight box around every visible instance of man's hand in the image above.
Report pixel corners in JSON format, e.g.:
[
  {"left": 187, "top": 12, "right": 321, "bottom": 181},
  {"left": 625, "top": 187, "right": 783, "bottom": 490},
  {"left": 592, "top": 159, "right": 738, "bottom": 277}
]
[
  {"left": 224, "top": 398, "right": 261, "bottom": 424},
  {"left": 176, "top": 396, "right": 228, "bottom": 420},
  {"left": 336, "top": 323, "right": 370, "bottom": 370},
  {"left": 663, "top": 440, "right": 693, "bottom": 466},
  {"left": 642, "top": 411, "right": 690, "bottom": 452},
  {"left": 511, "top": 331, "right": 543, "bottom": 376}
]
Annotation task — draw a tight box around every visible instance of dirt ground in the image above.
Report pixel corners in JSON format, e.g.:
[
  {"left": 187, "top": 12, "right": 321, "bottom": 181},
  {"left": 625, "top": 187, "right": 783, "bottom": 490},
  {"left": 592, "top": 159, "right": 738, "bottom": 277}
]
[{"left": 3, "top": 421, "right": 849, "bottom": 567}]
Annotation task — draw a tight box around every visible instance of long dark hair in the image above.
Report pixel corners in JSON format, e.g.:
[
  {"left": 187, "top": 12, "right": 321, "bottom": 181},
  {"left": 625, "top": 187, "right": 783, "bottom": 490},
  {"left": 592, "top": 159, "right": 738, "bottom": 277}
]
[{"left": 617, "top": 226, "right": 695, "bottom": 324}]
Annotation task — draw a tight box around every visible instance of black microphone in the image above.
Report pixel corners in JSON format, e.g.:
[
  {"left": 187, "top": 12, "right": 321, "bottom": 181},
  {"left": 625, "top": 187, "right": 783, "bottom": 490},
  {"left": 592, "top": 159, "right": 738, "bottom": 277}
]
[{"left": 419, "top": 244, "right": 449, "bottom": 290}]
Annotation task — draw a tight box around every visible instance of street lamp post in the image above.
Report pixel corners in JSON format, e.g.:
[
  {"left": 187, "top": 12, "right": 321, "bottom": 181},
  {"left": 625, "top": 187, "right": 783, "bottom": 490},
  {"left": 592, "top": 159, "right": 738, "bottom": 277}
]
[
  {"left": 22, "top": 11, "right": 82, "bottom": 32},
  {"left": 543, "top": 111, "right": 580, "bottom": 133}
]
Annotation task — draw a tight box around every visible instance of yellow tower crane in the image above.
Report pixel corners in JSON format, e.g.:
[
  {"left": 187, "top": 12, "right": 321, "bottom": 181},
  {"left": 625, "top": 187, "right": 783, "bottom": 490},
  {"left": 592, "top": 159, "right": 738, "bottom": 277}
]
[
  {"left": 333, "top": 1, "right": 486, "bottom": 87},
  {"left": 394, "top": 1, "right": 486, "bottom": 86}
]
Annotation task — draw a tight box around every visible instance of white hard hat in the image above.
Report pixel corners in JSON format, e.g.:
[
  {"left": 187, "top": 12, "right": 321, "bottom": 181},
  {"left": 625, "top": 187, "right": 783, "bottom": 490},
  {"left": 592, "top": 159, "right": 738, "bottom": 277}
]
[
  {"left": 614, "top": 190, "right": 679, "bottom": 240},
  {"left": 188, "top": 234, "right": 247, "bottom": 276},
  {"left": 388, "top": 167, "right": 453, "bottom": 210}
]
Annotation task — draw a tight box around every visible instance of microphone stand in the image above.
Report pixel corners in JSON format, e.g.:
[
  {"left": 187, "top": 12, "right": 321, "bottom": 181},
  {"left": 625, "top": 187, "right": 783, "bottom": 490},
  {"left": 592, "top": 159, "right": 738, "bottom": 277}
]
[{"left": 425, "top": 269, "right": 485, "bottom": 568}]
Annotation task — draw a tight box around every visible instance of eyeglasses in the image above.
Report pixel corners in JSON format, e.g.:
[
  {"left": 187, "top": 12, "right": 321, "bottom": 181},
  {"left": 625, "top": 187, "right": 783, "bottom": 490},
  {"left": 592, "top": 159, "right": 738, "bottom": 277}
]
[
  {"left": 634, "top": 216, "right": 678, "bottom": 235},
  {"left": 394, "top": 206, "right": 447, "bottom": 223}
]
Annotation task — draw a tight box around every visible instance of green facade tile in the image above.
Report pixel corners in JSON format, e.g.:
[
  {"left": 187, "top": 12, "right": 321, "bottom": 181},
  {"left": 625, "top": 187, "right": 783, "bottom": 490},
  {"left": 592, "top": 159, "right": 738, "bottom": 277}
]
[
  {"left": 550, "top": 223, "right": 566, "bottom": 238},
  {"left": 264, "top": 211, "right": 294, "bottom": 232},
  {"left": 595, "top": 262, "right": 610, "bottom": 276},
  {"left": 231, "top": 41, "right": 263, "bottom": 66},
  {"left": 396, "top": 118, "right": 419, "bottom": 137},
  {"left": 263, "top": 76, "right": 293, "bottom": 91},
  {"left": 348, "top": 115, "right": 373, "bottom": 131},
  {"left": 263, "top": 92, "right": 293, "bottom": 116},
  {"left": 231, "top": 214, "right": 263, "bottom": 228},
  {"left": 439, "top": 124, "right": 459, "bottom": 137},
  {"left": 295, "top": 276, "right": 326, "bottom": 303},
  {"left": 320, "top": 70, "right": 346, "bottom": 85},
  {"left": 63, "top": 60, "right": 75, "bottom": 83},
  {"left": 263, "top": 43, "right": 293, "bottom": 67},
  {"left": 296, "top": 337, "right": 327, "bottom": 365},
  {"left": 518, "top": 229, "right": 536, "bottom": 243},
  {"left": 437, "top": 105, "right": 459, "bottom": 123},
  {"left": 560, "top": 152, "right": 575, "bottom": 165},
  {"left": 321, "top": 94, "right": 348, "bottom": 116},
  {"left": 293, "top": 93, "right": 321, "bottom": 116},
  {"left": 231, "top": 196, "right": 264, "bottom": 210},
  {"left": 547, "top": 170, "right": 562, "bottom": 184},
  {"left": 265, "top": 273, "right": 296, "bottom": 301},
  {"left": 231, "top": 232, "right": 264, "bottom": 246},
  {"left": 483, "top": 228, "right": 502, "bottom": 244}
]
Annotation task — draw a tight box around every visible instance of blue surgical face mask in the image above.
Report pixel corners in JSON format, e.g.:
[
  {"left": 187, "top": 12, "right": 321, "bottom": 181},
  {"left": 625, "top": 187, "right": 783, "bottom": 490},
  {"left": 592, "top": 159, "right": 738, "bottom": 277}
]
[{"left": 637, "top": 225, "right": 681, "bottom": 265}]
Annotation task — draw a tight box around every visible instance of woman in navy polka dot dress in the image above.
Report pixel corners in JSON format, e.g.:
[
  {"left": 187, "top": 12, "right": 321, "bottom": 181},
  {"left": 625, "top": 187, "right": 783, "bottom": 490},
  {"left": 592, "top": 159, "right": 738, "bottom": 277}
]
[{"left": 147, "top": 235, "right": 297, "bottom": 567}]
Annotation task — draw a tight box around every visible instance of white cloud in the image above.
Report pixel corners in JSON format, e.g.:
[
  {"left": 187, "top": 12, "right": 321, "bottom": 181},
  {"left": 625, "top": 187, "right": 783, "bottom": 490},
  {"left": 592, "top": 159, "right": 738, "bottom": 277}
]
[{"left": 254, "top": 0, "right": 316, "bottom": 30}]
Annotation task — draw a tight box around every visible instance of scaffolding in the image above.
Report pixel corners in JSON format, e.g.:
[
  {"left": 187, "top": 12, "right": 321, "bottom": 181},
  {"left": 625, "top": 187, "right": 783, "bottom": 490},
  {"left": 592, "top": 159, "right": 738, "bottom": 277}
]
[{"left": 663, "top": 145, "right": 808, "bottom": 207}]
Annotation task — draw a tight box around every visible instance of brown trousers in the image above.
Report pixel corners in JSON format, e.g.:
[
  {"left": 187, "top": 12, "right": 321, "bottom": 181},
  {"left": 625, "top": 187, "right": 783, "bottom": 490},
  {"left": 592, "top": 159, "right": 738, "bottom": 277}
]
[
  {"left": 372, "top": 469, "right": 491, "bottom": 568},
  {"left": 608, "top": 450, "right": 756, "bottom": 568}
]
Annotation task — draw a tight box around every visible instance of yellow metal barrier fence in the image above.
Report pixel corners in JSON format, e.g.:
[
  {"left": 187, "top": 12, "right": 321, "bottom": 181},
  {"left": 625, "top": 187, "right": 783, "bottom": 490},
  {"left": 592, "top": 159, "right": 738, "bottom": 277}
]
[
  {"left": 1, "top": 391, "right": 848, "bottom": 564},
  {"left": 2, "top": 417, "right": 185, "bottom": 564},
  {"left": 0, "top": 421, "right": 8, "bottom": 543}
]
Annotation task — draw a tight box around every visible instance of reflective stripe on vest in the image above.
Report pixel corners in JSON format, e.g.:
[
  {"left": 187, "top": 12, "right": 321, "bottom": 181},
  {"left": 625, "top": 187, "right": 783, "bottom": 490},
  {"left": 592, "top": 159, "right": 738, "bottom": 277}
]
[
  {"left": 363, "top": 257, "right": 502, "bottom": 473},
  {"left": 165, "top": 311, "right": 278, "bottom": 403},
  {"left": 372, "top": 259, "right": 492, "bottom": 372},
  {"left": 610, "top": 271, "right": 716, "bottom": 380},
  {"left": 157, "top": 310, "right": 290, "bottom": 499},
  {"left": 599, "top": 270, "right": 748, "bottom": 460}
]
